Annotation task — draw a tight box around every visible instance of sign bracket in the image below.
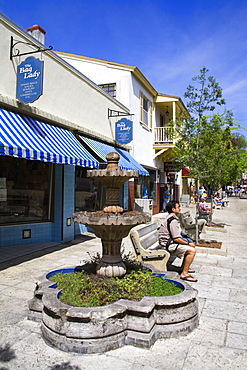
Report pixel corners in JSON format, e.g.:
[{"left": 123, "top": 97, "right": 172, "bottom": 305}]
[
  {"left": 10, "top": 36, "right": 53, "bottom": 60},
  {"left": 108, "top": 109, "right": 134, "bottom": 118}
]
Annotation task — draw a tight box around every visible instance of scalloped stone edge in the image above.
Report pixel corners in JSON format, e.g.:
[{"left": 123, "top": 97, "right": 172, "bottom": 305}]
[{"left": 28, "top": 267, "right": 199, "bottom": 354}]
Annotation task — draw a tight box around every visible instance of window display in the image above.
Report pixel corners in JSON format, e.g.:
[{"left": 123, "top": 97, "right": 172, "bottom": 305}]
[
  {"left": 0, "top": 157, "right": 53, "bottom": 224},
  {"left": 75, "top": 167, "right": 102, "bottom": 211},
  {"left": 134, "top": 169, "right": 156, "bottom": 202}
]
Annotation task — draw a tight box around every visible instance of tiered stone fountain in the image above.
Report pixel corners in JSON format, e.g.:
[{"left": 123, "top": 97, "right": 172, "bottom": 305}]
[
  {"left": 73, "top": 152, "right": 151, "bottom": 277},
  {"left": 28, "top": 152, "right": 198, "bottom": 354}
]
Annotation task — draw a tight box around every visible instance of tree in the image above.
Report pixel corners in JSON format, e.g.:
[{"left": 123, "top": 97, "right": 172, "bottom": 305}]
[
  {"left": 184, "top": 66, "right": 225, "bottom": 120},
  {"left": 172, "top": 67, "right": 246, "bottom": 192}
]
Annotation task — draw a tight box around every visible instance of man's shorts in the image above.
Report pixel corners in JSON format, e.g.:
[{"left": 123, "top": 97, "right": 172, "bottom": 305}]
[{"left": 167, "top": 243, "right": 188, "bottom": 259}]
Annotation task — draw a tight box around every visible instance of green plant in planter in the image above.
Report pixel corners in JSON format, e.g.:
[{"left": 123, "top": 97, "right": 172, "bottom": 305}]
[{"left": 50, "top": 267, "right": 182, "bottom": 307}]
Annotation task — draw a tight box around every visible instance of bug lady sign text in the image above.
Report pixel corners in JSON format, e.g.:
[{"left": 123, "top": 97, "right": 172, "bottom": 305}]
[{"left": 16, "top": 56, "right": 44, "bottom": 103}]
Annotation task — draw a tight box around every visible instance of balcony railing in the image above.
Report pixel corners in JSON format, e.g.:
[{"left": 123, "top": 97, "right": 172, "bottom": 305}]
[{"left": 154, "top": 126, "right": 174, "bottom": 144}]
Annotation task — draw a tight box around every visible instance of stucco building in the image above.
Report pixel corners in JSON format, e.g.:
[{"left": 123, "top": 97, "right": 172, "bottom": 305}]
[
  {"left": 55, "top": 51, "right": 189, "bottom": 213},
  {"left": 0, "top": 13, "right": 148, "bottom": 248}
]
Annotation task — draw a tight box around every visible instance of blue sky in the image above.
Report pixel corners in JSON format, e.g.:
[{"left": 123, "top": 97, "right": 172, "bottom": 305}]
[{"left": 1, "top": 0, "right": 247, "bottom": 137}]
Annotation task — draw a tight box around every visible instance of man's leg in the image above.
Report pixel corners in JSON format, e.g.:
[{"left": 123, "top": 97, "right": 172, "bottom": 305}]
[{"left": 180, "top": 246, "right": 196, "bottom": 279}]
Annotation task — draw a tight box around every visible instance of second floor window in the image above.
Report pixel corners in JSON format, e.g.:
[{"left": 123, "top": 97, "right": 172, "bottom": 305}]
[
  {"left": 99, "top": 83, "right": 116, "bottom": 98},
  {"left": 140, "top": 92, "right": 152, "bottom": 129}
]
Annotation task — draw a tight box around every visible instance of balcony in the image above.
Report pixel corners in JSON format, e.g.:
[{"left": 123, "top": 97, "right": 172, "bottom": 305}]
[{"left": 154, "top": 126, "right": 175, "bottom": 145}]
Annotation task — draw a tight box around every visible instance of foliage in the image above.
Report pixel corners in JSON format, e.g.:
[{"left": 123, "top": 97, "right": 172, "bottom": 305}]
[
  {"left": 49, "top": 268, "right": 182, "bottom": 307},
  {"left": 184, "top": 66, "right": 225, "bottom": 120},
  {"left": 172, "top": 67, "right": 247, "bottom": 189}
]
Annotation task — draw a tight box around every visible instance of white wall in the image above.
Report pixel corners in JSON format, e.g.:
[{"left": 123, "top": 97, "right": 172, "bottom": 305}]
[
  {"left": 128, "top": 75, "right": 154, "bottom": 167},
  {"left": 56, "top": 53, "right": 156, "bottom": 168},
  {"left": 60, "top": 56, "right": 132, "bottom": 107}
]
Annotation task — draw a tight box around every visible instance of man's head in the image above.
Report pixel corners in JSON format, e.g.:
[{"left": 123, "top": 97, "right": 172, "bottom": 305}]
[{"left": 166, "top": 200, "right": 180, "bottom": 214}]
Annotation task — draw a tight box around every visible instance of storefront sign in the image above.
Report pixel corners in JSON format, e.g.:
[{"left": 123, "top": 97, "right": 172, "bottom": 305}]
[
  {"left": 164, "top": 162, "right": 175, "bottom": 172},
  {"left": 16, "top": 56, "right": 44, "bottom": 103},
  {"left": 115, "top": 118, "right": 133, "bottom": 144}
]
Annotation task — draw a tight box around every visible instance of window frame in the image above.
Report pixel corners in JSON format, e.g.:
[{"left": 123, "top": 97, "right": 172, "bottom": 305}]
[
  {"left": 140, "top": 92, "right": 152, "bottom": 129},
  {"left": 98, "top": 83, "right": 116, "bottom": 98}
]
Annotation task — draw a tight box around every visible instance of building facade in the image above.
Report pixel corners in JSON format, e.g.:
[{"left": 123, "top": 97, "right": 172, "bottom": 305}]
[
  {"left": 0, "top": 14, "right": 148, "bottom": 248},
  {"left": 56, "top": 52, "right": 189, "bottom": 213}
]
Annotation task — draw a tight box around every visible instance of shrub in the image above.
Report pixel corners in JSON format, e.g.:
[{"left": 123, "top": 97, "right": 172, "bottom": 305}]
[{"left": 50, "top": 268, "right": 182, "bottom": 307}]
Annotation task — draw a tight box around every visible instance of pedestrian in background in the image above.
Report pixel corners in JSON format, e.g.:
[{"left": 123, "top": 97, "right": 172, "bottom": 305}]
[{"left": 162, "top": 185, "right": 170, "bottom": 211}]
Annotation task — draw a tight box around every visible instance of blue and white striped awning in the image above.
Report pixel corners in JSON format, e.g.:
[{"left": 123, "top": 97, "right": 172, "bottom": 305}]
[
  {"left": 79, "top": 135, "right": 149, "bottom": 176},
  {"left": 0, "top": 109, "right": 99, "bottom": 168}
]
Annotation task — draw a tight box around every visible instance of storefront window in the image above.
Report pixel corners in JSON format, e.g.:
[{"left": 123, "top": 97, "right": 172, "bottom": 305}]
[
  {"left": 0, "top": 157, "right": 53, "bottom": 224},
  {"left": 75, "top": 167, "right": 102, "bottom": 211},
  {"left": 134, "top": 169, "right": 156, "bottom": 203}
]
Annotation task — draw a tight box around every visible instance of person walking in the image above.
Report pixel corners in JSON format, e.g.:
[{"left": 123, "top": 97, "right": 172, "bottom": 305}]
[{"left": 162, "top": 185, "right": 170, "bottom": 211}]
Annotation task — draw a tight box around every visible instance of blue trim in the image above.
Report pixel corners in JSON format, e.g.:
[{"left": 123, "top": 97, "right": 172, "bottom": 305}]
[
  {"left": 79, "top": 135, "right": 149, "bottom": 176},
  {"left": 0, "top": 109, "right": 99, "bottom": 168}
]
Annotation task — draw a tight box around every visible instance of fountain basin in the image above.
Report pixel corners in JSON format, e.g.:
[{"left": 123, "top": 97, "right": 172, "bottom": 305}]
[
  {"left": 72, "top": 211, "right": 151, "bottom": 277},
  {"left": 28, "top": 267, "right": 199, "bottom": 354},
  {"left": 72, "top": 211, "right": 151, "bottom": 227}
]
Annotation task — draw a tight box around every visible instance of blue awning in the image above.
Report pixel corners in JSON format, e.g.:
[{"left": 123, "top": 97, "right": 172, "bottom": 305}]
[
  {"left": 0, "top": 109, "right": 99, "bottom": 168},
  {"left": 79, "top": 135, "right": 149, "bottom": 176}
]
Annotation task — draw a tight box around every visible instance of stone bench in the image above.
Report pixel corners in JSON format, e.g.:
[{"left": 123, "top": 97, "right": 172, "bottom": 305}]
[
  {"left": 129, "top": 221, "right": 170, "bottom": 272},
  {"left": 180, "top": 194, "right": 190, "bottom": 207},
  {"left": 178, "top": 211, "right": 206, "bottom": 240}
]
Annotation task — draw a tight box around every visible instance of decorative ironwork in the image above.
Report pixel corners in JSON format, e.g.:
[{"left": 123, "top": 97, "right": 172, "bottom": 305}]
[
  {"left": 10, "top": 36, "right": 53, "bottom": 60},
  {"left": 108, "top": 109, "right": 134, "bottom": 118}
]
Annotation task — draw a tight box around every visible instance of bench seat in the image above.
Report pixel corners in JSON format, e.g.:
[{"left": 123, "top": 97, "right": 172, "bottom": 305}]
[
  {"left": 129, "top": 221, "right": 170, "bottom": 272},
  {"left": 178, "top": 211, "right": 206, "bottom": 240},
  {"left": 180, "top": 194, "right": 190, "bottom": 207}
]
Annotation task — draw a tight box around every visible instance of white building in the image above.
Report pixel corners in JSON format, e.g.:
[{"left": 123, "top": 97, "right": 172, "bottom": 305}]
[
  {"left": 56, "top": 51, "right": 189, "bottom": 213},
  {"left": 0, "top": 13, "right": 148, "bottom": 248}
]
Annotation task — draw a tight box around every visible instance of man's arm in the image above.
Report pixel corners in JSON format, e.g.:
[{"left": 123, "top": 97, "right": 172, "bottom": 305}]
[
  {"left": 169, "top": 219, "right": 196, "bottom": 247},
  {"left": 173, "top": 236, "right": 196, "bottom": 247}
]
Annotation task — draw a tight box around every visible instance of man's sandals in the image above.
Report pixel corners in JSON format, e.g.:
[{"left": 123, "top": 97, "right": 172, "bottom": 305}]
[
  {"left": 180, "top": 274, "right": 198, "bottom": 282},
  {"left": 179, "top": 269, "right": 195, "bottom": 274}
]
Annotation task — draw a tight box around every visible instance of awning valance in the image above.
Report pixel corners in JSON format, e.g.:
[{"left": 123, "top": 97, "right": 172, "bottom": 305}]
[
  {"left": 79, "top": 135, "right": 149, "bottom": 176},
  {"left": 0, "top": 109, "right": 99, "bottom": 168},
  {"left": 182, "top": 167, "right": 191, "bottom": 177}
]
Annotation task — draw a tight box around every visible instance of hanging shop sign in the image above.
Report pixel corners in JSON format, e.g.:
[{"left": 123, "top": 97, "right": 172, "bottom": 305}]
[
  {"left": 115, "top": 118, "right": 133, "bottom": 144},
  {"left": 164, "top": 162, "right": 175, "bottom": 172},
  {"left": 16, "top": 56, "right": 44, "bottom": 103}
]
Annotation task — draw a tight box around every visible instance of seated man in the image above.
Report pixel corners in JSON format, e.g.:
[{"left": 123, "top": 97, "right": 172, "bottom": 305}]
[{"left": 158, "top": 200, "right": 197, "bottom": 282}]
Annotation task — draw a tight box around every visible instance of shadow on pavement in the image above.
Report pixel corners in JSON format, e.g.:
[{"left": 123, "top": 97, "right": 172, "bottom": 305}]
[{"left": 0, "top": 234, "right": 96, "bottom": 272}]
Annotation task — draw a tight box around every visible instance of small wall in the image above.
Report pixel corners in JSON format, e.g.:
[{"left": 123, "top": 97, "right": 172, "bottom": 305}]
[
  {"left": 29, "top": 268, "right": 199, "bottom": 354},
  {"left": 0, "top": 222, "right": 53, "bottom": 246}
]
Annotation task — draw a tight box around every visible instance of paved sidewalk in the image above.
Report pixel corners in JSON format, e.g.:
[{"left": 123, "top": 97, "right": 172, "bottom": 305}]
[{"left": 0, "top": 197, "right": 247, "bottom": 369}]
